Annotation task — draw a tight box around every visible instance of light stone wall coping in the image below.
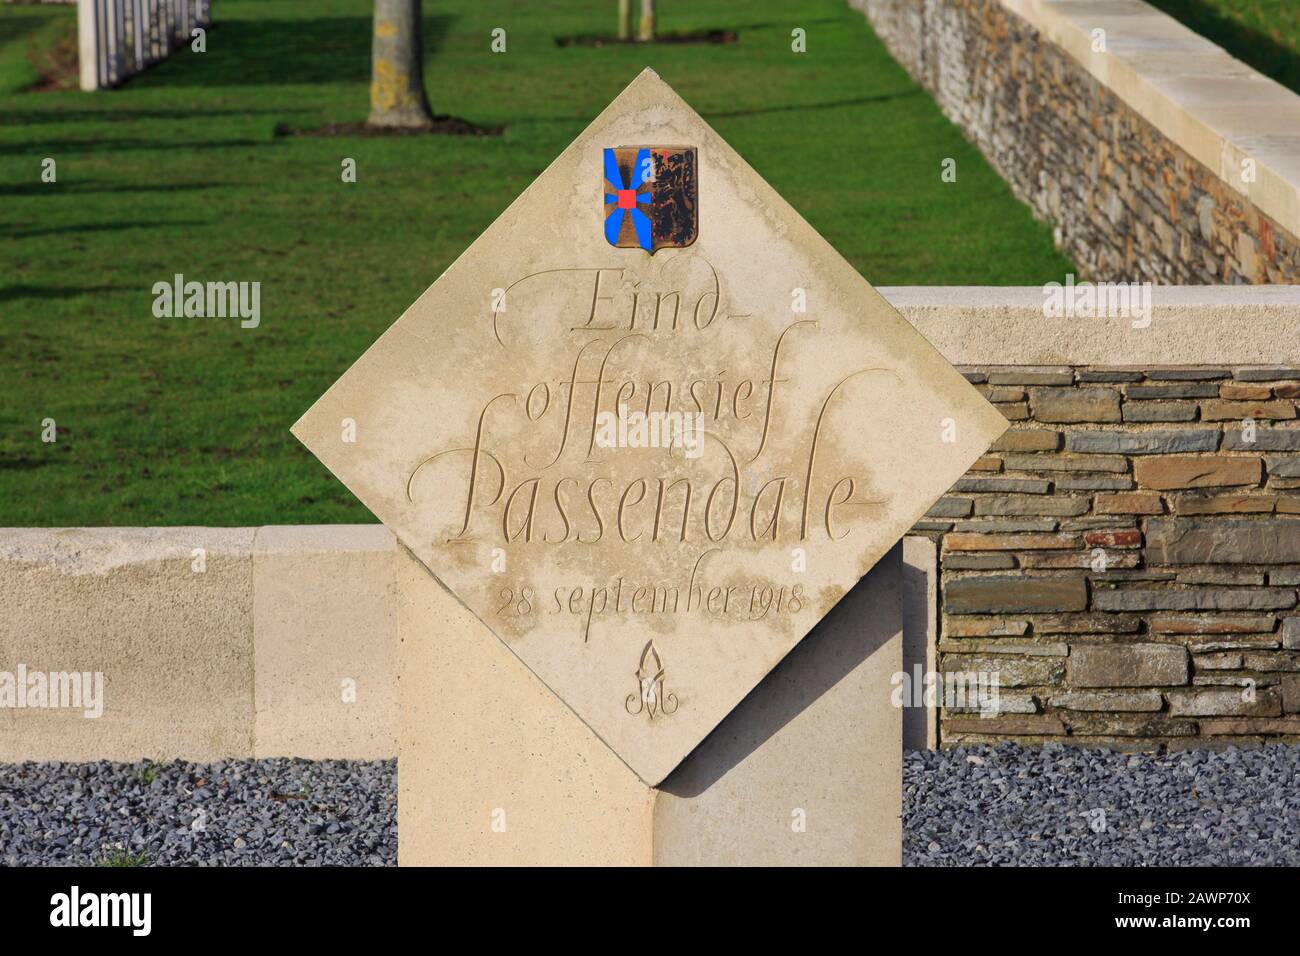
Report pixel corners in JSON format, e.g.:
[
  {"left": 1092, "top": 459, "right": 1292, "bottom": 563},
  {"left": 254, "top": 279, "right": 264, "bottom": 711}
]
[
  {"left": 1002, "top": 0, "right": 1300, "bottom": 241},
  {"left": 0, "top": 526, "right": 256, "bottom": 574},
  {"left": 882, "top": 286, "right": 1300, "bottom": 365},
  {"left": 253, "top": 523, "right": 395, "bottom": 554}
]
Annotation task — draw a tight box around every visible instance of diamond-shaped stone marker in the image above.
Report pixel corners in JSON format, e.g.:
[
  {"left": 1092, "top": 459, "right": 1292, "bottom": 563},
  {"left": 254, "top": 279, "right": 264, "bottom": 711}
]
[{"left": 293, "top": 69, "right": 1007, "bottom": 786}]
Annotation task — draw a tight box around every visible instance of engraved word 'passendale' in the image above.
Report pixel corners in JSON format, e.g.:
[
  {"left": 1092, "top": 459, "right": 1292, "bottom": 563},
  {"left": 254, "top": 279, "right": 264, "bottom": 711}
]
[{"left": 405, "top": 258, "right": 892, "bottom": 550}]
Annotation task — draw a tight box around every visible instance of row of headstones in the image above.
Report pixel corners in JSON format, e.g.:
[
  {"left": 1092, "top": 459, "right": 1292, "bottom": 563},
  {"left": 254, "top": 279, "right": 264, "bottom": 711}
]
[{"left": 77, "top": 0, "right": 211, "bottom": 91}]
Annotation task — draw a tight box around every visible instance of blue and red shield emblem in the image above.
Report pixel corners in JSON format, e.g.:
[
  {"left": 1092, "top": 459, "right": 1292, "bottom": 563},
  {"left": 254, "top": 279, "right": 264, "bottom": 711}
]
[{"left": 603, "top": 146, "right": 697, "bottom": 253}]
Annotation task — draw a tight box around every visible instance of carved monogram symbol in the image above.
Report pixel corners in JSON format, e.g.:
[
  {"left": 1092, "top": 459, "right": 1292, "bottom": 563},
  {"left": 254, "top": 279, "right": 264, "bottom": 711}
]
[{"left": 625, "top": 640, "right": 679, "bottom": 720}]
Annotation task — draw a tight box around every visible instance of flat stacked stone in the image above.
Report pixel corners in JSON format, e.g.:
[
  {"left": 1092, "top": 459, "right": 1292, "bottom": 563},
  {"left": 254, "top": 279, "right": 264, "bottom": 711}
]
[{"left": 915, "top": 365, "right": 1300, "bottom": 748}]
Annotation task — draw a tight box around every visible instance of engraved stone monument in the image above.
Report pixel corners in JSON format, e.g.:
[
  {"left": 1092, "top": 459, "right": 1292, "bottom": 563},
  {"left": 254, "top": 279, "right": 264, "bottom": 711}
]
[{"left": 293, "top": 70, "right": 1005, "bottom": 865}]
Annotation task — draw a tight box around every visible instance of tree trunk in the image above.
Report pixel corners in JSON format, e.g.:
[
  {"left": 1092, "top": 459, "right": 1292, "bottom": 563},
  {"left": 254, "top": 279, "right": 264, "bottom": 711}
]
[
  {"left": 636, "top": 0, "right": 655, "bottom": 42},
  {"left": 617, "top": 0, "right": 631, "bottom": 41},
  {"left": 368, "top": 0, "right": 434, "bottom": 129}
]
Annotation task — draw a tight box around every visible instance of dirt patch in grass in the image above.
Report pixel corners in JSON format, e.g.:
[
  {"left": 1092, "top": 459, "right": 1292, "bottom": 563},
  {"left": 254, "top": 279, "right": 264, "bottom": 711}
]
[
  {"left": 555, "top": 29, "right": 737, "bottom": 47},
  {"left": 274, "top": 116, "right": 503, "bottom": 138},
  {"left": 25, "top": 15, "right": 77, "bottom": 92}
]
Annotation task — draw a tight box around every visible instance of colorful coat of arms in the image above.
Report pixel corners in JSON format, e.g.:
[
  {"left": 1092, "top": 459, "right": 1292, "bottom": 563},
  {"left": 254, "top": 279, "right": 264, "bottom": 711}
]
[{"left": 603, "top": 146, "right": 698, "bottom": 253}]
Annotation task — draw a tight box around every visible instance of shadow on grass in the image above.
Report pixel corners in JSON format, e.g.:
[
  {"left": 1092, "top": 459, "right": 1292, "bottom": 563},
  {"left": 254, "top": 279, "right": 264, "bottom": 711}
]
[
  {"left": 6, "top": 221, "right": 205, "bottom": 240},
  {"left": 0, "top": 182, "right": 229, "bottom": 197},
  {"left": 0, "top": 283, "right": 138, "bottom": 302},
  {"left": 3, "top": 107, "right": 311, "bottom": 125},
  {"left": 1147, "top": 0, "right": 1300, "bottom": 95},
  {"left": 704, "top": 89, "right": 920, "bottom": 119},
  {"left": 0, "top": 15, "right": 46, "bottom": 49},
  {"left": 555, "top": 28, "right": 737, "bottom": 47},
  {"left": 0, "top": 456, "right": 51, "bottom": 473},
  {"left": 0, "top": 137, "right": 262, "bottom": 156},
  {"left": 127, "top": 15, "right": 454, "bottom": 87}
]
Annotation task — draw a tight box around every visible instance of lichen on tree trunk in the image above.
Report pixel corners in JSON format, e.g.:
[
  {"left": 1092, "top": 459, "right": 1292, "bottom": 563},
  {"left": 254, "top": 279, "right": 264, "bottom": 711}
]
[
  {"left": 636, "top": 0, "right": 656, "bottom": 42},
  {"left": 368, "top": 0, "right": 435, "bottom": 130}
]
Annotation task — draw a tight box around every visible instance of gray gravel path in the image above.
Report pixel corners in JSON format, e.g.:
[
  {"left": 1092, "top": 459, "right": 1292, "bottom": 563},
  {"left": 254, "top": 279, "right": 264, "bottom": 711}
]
[
  {"left": 3, "top": 744, "right": 1298, "bottom": 865},
  {"left": 906, "top": 743, "right": 1300, "bottom": 866},
  {"left": 0, "top": 757, "right": 395, "bottom": 866}
]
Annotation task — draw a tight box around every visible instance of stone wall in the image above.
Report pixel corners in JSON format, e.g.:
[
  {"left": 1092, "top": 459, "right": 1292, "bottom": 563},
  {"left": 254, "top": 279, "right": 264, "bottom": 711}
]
[
  {"left": 0, "top": 525, "right": 931, "bottom": 763},
  {"left": 849, "top": 0, "right": 1300, "bottom": 284},
  {"left": 912, "top": 364, "right": 1300, "bottom": 747},
  {"left": 4, "top": 290, "right": 1298, "bottom": 757}
]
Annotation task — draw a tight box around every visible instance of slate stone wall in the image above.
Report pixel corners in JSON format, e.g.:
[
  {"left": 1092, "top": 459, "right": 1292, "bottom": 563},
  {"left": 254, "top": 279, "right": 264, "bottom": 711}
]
[
  {"left": 913, "top": 366, "right": 1300, "bottom": 748},
  {"left": 849, "top": 0, "right": 1300, "bottom": 284}
]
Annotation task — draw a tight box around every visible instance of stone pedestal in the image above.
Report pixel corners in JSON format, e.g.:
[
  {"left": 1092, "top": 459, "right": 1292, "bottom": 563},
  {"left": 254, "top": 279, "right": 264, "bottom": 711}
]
[
  {"left": 396, "top": 545, "right": 653, "bottom": 866},
  {"left": 398, "top": 545, "right": 901, "bottom": 866}
]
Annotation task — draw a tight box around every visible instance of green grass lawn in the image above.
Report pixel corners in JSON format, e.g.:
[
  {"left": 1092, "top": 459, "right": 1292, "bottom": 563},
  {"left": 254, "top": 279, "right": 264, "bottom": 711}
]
[
  {"left": 0, "top": 0, "right": 1072, "bottom": 527},
  {"left": 1150, "top": 0, "right": 1300, "bottom": 95}
]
